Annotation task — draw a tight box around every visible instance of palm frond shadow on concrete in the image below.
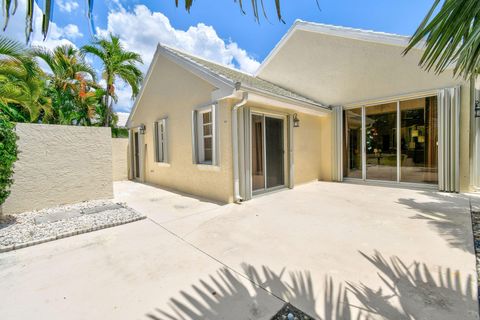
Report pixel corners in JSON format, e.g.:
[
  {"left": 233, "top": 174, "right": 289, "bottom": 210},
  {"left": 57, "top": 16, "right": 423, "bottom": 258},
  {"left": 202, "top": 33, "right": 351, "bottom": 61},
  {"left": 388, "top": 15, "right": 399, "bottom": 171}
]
[
  {"left": 348, "top": 251, "right": 477, "bottom": 320},
  {"left": 397, "top": 191, "right": 474, "bottom": 252},
  {"left": 146, "top": 252, "right": 477, "bottom": 320}
]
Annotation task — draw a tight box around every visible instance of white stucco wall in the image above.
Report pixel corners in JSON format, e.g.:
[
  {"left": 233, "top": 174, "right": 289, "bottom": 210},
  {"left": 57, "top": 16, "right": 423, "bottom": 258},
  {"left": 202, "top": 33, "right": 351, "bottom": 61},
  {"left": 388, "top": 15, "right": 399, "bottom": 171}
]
[
  {"left": 2, "top": 123, "right": 113, "bottom": 214},
  {"left": 112, "top": 138, "right": 128, "bottom": 181}
]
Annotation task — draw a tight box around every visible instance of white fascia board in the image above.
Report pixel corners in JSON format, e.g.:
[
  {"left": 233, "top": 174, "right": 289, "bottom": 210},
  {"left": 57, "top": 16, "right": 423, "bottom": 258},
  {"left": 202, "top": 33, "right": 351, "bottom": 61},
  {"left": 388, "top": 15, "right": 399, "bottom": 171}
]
[
  {"left": 239, "top": 82, "right": 329, "bottom": 111},
  {"left": 157, "top": 44, "right": 234, "bottom": 93},
  {"left": 255, "top": 20, "right": 426, "bottom": 77},
  {"left": 126, "top": 46, "right": 161, "bottom": 128},
  {"left": 127, "top": 44, "right": 235, "bottom": 128},
  {"left": 247, "top": 92, "right": 330, "bottom": 116}
]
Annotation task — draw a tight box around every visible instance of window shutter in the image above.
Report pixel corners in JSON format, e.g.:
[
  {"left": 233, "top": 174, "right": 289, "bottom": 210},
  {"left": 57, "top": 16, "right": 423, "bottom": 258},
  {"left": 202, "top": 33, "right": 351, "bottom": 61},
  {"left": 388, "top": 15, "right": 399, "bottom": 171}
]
[
  {"left": 192, "top": 110, "right": 198, "bottom": 164},
  {"left": 153, "top": 121, "right": 159, "bottom": 162},
  {"left": 162, "top": 118, "right": 168, "bottom": 163}
]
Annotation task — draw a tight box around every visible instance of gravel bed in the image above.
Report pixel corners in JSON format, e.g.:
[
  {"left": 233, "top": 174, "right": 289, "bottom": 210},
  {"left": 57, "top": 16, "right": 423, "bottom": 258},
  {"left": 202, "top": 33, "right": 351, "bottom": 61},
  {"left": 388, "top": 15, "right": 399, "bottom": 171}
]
[
  {"left": 0, "top": 199, "right": 145, "bottom": 252},
  {"left": 270, "top": 303, "right": 314, "bottom": 320},
  {"left": 471, "top": 209, "right": 480, "bottom": 304}
]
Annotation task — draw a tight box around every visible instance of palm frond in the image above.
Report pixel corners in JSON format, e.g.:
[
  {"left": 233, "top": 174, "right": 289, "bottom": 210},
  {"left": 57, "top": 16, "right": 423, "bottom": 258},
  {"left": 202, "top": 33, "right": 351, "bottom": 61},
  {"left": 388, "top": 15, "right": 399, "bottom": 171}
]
[{"left": 404, "top": 0, "right": 480, "bottom": 78}]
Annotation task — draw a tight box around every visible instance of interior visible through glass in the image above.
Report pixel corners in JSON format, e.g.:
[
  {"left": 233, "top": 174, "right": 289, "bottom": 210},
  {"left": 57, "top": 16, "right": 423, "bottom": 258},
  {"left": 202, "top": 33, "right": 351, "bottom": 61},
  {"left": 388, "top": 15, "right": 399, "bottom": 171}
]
[
  {"left": 365, "top": 102, "right": 397, "bottom": 181},
  {"left": 400, "top": 96, "right": 438, "bottom": 184},
  {"left": 265, "top": 117, "right": 284, "bottom": 188},
  {"left": 252, "top": 114, "right": 264, "bottom": 191},
  {"left": 343, "top": 108, "right": 362, "bottom": 179},
  {"left": 342, "top": 95, "right": 438, "bottom": 185}
]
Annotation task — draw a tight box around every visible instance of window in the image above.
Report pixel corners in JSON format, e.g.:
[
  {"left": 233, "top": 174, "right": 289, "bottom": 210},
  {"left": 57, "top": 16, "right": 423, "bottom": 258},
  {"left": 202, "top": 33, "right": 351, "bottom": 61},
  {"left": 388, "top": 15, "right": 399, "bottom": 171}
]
[
  {"left": 154, "top": 118, "right": 168, "bottom": 163},
  {"left": 193, "top": 106, "right": 217, "bottom": 165}
]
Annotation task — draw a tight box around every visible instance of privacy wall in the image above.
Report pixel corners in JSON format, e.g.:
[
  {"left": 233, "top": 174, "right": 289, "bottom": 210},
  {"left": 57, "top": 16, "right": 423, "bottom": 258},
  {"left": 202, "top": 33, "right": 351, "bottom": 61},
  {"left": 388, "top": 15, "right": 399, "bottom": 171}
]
[
  {"left": 112, "top": 138, "right": 128, "bottom": 181},
  {"left": 2, "top": 123, "right": 113, "bottom": 214}
]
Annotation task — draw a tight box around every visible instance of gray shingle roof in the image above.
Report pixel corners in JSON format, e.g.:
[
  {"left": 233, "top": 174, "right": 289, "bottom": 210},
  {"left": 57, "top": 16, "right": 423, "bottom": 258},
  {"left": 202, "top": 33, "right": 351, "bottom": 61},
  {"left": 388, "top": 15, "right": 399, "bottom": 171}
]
[{"left": 161, "top": 44, "right": 325, "bottom": 107}]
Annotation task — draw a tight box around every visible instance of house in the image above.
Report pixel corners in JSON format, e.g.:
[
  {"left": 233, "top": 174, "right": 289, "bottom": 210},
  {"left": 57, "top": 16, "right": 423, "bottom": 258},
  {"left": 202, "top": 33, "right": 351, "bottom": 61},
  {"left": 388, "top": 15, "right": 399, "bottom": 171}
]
[{"left": 126, "top": 20, "right": 480, "bottom": 203}]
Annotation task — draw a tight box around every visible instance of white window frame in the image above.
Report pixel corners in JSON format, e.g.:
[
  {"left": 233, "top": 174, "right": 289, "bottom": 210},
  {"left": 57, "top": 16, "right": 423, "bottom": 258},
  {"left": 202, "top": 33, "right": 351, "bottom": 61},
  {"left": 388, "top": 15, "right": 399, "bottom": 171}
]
[
  {"left": 192, "top": 105, "right": 218, "bottom": 166},
  {"left": 154, "top": 118, "right": 168, "bottom": 163}
]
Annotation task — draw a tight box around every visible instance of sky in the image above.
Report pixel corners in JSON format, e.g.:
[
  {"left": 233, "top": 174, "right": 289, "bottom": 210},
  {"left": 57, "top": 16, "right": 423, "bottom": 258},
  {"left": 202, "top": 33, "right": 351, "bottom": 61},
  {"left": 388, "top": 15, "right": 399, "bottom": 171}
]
[{"left": 1, "top": 0, "right": 436, "bottom": 117}]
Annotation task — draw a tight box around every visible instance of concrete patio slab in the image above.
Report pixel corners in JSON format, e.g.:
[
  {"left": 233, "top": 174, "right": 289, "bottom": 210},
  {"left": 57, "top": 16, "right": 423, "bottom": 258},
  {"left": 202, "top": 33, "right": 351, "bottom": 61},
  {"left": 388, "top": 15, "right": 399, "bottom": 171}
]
[{"left": 0, "top": 181, "right": 477, "bottom": 320}]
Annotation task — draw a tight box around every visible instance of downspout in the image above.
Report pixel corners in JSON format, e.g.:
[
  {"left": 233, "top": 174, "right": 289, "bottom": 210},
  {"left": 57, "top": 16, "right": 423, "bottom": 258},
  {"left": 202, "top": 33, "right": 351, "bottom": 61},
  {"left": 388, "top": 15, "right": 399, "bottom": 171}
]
[{"left": 232, "top": 90, "right": 248, "bottom": 203}]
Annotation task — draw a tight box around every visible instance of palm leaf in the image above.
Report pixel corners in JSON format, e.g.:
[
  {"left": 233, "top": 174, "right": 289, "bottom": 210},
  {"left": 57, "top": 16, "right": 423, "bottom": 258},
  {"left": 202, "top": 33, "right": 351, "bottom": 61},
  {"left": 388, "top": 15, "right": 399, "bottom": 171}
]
[{"left": 404, "top": 0, "right": 480, "bottom": 79}]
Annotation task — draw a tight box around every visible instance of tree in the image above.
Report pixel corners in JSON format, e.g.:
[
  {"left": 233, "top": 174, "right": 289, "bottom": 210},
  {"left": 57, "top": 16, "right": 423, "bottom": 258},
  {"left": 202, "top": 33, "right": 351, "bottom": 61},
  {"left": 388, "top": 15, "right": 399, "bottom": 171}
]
[
  {"left": 404, "top": 0, "right": 480, "bottom": 79},
  {"left": 0, "top": 36, "right": 51, "bottom": 122},
  {"left": 0, "top": 113, "right": 17, "bottom": 207},
  {"left": 82, "top": 35, "right": 143, "bottom": 127},
  {"left": 33, "top": 44, "right": 99, "bottom": 125}
]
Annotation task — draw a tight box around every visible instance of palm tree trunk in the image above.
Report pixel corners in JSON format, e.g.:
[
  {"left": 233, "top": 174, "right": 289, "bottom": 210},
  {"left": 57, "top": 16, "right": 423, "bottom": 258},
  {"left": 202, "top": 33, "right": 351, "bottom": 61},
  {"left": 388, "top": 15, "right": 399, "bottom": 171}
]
[{"left": 104, "top": 92, "right": 110, "bottom": 127}]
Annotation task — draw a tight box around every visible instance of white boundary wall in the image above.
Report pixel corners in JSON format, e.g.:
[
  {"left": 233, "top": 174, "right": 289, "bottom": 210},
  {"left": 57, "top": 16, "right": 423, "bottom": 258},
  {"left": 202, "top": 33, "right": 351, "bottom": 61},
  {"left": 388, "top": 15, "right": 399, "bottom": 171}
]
[{"left": 2, "top": 123, "right": 113, "bottom": 214}]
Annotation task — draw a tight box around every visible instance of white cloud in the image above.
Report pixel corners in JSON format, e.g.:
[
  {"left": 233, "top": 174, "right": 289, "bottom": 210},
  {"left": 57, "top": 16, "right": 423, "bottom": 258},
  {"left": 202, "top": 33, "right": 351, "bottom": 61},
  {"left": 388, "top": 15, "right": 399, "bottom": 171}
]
[
  {"left": 96, "top": 4, "right": 260, "bottom": 74},
  {"left": 55, "top": 0, "right": 79, "bottom": 13},
  {"left": 1, "top": 0, "right": 77, "bottom": 50},
  {"left": 63, "top": 24, "right": 83, "bottom": 39},
  {"left": 96, "top": 4, "right": 261, "bottom": 112}
]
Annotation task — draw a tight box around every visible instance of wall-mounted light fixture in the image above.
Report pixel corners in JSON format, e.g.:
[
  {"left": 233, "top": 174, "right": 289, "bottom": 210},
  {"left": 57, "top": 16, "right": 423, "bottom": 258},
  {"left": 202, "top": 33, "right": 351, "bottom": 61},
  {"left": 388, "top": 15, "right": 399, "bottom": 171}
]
[
  {"left": 475, "top": 100, "right": 480, "bottom": 118},
  {"left": 293, "top": 113, "right": 300, "bottom": 128},
  {"left": 139, "top": 124, "right": 146, "bottom": 134}
]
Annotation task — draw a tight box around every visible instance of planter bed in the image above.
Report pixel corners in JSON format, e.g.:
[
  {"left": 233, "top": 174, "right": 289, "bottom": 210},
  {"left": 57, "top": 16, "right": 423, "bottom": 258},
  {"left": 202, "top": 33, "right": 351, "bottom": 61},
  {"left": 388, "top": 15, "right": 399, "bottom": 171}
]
[{"left": 0, "top": 200, "right": 145, "bottom": 253}]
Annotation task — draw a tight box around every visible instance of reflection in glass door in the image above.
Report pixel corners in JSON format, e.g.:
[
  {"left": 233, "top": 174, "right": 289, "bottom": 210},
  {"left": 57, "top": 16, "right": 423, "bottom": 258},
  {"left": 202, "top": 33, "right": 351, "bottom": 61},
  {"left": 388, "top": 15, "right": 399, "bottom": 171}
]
[
  {"left": 365, "top": 103, "right": 397, "bottom": 181},
  {"left": 251, "top": 113, "right": 285, "bottom": 193},
  {"left": 342, "top": 95, "right": 438, "bottom": 185},
  {"left": 400, "top": 97, "right": 438, "bottom": 184},
  {"left": 343, "top": 108, "right": 362, "bottom": 179}
]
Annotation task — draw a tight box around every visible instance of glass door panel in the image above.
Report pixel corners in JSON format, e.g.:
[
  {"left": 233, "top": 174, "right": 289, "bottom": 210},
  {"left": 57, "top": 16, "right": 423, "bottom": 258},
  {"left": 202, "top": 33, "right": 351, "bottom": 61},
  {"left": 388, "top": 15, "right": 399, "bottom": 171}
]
[
  {"left": 400, "top": 97, "right": 438, "bottom": 184},
  {"left": 343, "top": 108, "right": 362, "bottom": 179},
  {"left": 252, "top": 114, "right": 265, "bottom": 191},
  {"left": 365, "top": 103, "right": 397, "bottom": 181},
  {"left": 266, "top": 117, "right": 284, "bottom": 188}
]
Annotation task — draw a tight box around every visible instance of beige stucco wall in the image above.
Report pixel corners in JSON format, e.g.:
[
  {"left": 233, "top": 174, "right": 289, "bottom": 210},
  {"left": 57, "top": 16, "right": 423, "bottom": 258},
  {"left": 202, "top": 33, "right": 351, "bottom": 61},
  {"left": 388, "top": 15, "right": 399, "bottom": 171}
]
[
  {"left": 129, "top": 54, "right": 234, "bottom": 203},
  {"left": 112, "top": 138, "right": 128, "bottom": 181},
  {"left": 258, "top": 28, "right": 474, "bottom": 191},
  {"left": 2, "top": 123, "right": 113, "bottom": 214}
]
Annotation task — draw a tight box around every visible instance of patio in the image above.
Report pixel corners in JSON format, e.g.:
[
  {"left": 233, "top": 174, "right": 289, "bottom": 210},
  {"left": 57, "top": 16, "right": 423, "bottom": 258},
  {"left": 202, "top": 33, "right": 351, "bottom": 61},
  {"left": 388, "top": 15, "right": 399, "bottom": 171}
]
[{"left": 0, "top": 181, "right": 477, "bottom": 319}]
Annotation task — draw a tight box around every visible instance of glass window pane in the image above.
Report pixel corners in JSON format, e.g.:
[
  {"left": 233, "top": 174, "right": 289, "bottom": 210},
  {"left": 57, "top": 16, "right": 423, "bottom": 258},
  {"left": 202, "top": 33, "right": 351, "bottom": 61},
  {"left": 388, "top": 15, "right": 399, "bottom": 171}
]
[
  {"left": 203, "top": 137, "right": 212, "bottom": 149},
  {"left": 400, "top": 96, "right": 438, "bottom": 184},
  {"left": 365, "top": 102, "right": 397, "bottom": 181},
  {"left": 252, "top": 114, "right": 265, "bottom": 191},
  {"left": 203, "top": 124, "right": 212, "bottom": 136},
  {"left": 204, "top": 149, "right": 212, "bottom": 162},
  {"left": 202, "top": 111, "right": 212, "bottom": 124},
  {"left": 266, "top": 117, "right": 284, "bottom": 188},
  {"left": 343, "top": 108, "right": 362, "bottom": 179}
]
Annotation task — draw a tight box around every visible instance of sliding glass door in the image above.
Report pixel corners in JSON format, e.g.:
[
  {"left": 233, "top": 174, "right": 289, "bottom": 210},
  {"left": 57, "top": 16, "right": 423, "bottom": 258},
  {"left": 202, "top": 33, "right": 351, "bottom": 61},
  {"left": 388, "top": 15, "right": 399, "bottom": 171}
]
[
  {"left": 251, "top": 113, "right": 285, "bottom": 193},
  {"left": 343, "top": 95, "right": 438, "bottom": 185}
]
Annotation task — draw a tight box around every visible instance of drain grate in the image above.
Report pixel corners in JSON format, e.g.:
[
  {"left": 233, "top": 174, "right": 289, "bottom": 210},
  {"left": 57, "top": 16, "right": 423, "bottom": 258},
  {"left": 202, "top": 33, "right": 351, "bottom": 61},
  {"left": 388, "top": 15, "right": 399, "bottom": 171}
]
[{"left": 270, "top": 303, "right": 315, "bottom": 320}]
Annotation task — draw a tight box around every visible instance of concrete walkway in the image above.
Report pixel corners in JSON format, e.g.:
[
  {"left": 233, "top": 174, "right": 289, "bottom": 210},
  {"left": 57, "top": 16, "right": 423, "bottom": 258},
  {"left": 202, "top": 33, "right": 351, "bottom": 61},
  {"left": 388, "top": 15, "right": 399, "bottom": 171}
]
[{"left": 0, "top": 181, "right": 478, "bottom": 320}]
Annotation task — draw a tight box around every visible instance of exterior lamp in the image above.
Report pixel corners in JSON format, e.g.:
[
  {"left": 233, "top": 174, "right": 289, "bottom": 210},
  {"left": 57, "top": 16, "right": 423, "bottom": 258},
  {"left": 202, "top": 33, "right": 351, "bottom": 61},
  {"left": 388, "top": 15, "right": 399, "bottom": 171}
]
[
  {"left": 293, "top": 113, "right": 300, "bottom": 127},
  {"left": 139, "top": 124, "right": 146, "bottom": 135},
  {"left": 475, "top": 100, "right": 480, "bottom": 118}
]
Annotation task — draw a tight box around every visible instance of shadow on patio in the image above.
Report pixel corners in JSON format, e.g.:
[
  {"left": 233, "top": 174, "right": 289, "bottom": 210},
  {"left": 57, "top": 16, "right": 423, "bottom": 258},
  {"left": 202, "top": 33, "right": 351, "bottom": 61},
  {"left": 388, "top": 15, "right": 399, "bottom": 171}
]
[
  {"left": 145, "top": 251, "right": 477, "bottom": 320},
  {"left": 397, "top": 191, "right": 474, "bottom": 252}
]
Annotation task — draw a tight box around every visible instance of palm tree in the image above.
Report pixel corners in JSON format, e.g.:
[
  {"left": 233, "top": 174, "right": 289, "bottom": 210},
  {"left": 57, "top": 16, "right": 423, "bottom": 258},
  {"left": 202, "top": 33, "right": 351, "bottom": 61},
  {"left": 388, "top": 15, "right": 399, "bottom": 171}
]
[
  {"left": 82, "top": 34, "right": 143, "bottom": 127},
  {"left": 33, "top": 45, "right": 97, "bottom": 92},
  {"left": 0, "top": 36, "right": 51, "bottom": 122},
  {"left": 33, "top": 44, "right": 99, "bottom": 125},
  {"left": 405, "top": 0, "right": 480, "bottom": 79}
]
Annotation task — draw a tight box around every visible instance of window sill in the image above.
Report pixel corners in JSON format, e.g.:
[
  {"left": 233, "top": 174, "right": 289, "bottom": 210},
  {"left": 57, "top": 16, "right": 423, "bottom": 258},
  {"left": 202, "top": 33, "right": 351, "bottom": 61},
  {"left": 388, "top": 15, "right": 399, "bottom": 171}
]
[
  {"left": 156, "top": 162, "right": 171, "bottom": 167},
  {"left": 196, "top": 164, "right": 220, "bottom": 172}
]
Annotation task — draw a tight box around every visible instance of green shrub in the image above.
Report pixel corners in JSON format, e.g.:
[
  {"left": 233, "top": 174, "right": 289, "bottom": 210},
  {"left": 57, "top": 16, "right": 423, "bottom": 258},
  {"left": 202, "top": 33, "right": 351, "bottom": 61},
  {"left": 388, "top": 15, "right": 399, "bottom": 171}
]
[{"left": 0, "top": 115, "right": 18, "bottom": 206}]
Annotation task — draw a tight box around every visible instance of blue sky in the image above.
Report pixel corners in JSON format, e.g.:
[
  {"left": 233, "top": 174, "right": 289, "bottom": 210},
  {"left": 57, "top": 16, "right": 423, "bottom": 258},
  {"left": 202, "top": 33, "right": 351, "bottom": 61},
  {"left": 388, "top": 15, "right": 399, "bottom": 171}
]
[{"left": 2, "top": 0, "right": 435, "bottom": 114}]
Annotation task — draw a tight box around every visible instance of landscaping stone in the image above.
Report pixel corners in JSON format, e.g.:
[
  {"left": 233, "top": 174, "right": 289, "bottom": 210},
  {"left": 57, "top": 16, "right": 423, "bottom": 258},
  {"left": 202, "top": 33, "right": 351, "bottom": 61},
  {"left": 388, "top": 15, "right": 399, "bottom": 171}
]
[
  {"left": 0, "top": 199, "right": 145, "bottom": 252},
  {"left": 470, "top": 207, "right": 480, "bottom": 305},
  {"left": 270, "top": 303, "right": 314, "bottom": 320}
]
